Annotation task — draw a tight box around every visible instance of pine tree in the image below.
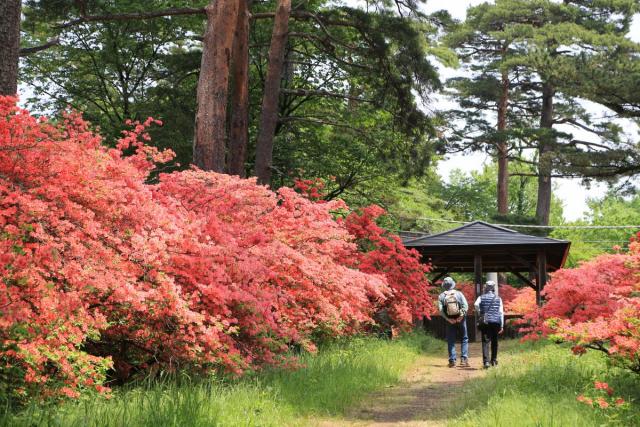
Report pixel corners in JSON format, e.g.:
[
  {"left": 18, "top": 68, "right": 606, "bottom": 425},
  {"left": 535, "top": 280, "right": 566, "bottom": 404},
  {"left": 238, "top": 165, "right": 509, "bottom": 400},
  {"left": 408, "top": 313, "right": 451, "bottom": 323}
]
[
  {"left": 445, "top": 0, "right": 640, "bottom": 225},
  {"left": 445, "top": 3, "right": 520, "bottom": 217}
]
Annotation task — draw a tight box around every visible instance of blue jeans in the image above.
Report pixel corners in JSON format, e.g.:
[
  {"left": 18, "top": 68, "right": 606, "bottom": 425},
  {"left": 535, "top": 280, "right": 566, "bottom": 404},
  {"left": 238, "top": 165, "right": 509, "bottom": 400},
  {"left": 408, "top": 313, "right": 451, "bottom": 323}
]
[{"left": 446, "top": 318, "right": 469, "bottom": 362}]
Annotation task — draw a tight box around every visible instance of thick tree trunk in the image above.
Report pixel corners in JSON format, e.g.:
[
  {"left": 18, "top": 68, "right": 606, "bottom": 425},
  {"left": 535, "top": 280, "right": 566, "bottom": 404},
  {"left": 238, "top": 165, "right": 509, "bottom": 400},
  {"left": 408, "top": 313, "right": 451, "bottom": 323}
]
[
  {"left": 193, "top": 0, "right": 239, "bottom": 171},
  {"left": 0, "top": 0, "right": 21, "bottom": 96},
  {"left": 535, "top": 82, "right": 555, "bottom": 226},
  {"left": 496, "top": 68, "right": 509, "bottom": 216},
  {"left": 254, "top": 0, "right": 292, "bottom": 185},
  {"left": 228, "top": 0, "right": 250, "bottom": 177},
  {"left": 495, "top": 69, "right": 509, "bottom": 288}
]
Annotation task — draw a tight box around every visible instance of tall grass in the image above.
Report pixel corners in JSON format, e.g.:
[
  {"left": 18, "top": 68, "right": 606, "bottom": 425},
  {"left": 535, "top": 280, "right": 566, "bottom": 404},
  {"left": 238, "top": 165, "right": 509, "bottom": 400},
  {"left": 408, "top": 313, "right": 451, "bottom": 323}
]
[
  {"left": 6, "top": 333, "right": 638, "bottom": 427},
  {"left": 1, "top": 333, "right": 438, "bottom": 427},
  {"left": 447, "top": 340, "right": 640, "bottom": 427}
]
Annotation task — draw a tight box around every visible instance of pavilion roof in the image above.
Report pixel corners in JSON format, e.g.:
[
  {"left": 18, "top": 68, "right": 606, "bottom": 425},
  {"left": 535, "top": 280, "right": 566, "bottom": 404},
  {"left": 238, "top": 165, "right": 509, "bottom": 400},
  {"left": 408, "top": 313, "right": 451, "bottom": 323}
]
[{"left": 402, "top": 221, "right": 571, "bottom": 272}]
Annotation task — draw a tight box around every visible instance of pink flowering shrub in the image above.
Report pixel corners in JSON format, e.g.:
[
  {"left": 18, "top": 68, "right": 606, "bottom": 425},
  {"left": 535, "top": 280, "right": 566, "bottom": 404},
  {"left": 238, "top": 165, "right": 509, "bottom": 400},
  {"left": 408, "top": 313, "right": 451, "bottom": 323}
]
[
  {"left": 505, "top": 287, "right": 537, "bottom": 316},
  {"left": 344, "top": 205, "right": 433, "bottom": 328},
  {"left": 522, "top": 235, "right": 640, "bottom": 373},
  {"left": 0, "top": 97, "right": 432, "bottom": 403}
]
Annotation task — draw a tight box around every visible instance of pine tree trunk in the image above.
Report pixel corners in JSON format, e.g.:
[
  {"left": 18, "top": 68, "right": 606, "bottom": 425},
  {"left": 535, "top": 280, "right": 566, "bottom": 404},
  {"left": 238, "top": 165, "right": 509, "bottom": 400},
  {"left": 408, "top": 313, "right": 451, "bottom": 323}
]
[
  {"left": 0, "top": 0, "right": 21, "bottom": 96},
  {"left": 254, "top": 0, "right": 292, "bottom": 186},
  {"left": 228, "top": 0, "right": 250, "bottom": 177},
  {"left": 536, "top": 82, "right": 555, "bottom": 226},
  {"left": 193, "top": 0, "right": 239, "bottom": 172},
  {"left": 496, "top": 68, "right": 509, "bottom": 216}
]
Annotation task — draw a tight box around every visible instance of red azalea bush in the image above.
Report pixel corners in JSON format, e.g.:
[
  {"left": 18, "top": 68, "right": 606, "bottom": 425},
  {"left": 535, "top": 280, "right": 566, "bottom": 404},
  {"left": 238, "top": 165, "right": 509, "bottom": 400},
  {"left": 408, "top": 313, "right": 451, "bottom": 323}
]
[
  {"left": 154, "top": 172, "right": 391, "bottom": 365},
  {"left": 292, "top": 179, "right": 435, "bottom": 328},
  {"left": 344, "top": 205, "right": 433, "bottom": 327},
  {"left": 496, "top": 284, "right": 520, "bottom": 309},
  {"left": 292, "top": 177, "right": 326, "bottom": 201},
  {"left": 504, "top": 287, "right": 537, "bottom": 315},
  {"left": 455, "top": 283, "right": 477, "bottom": 314},
  {"left": 522, "top": 239, "right": 640, "bottom": 373},
  {"left": 0, "top": 97, "right": 431, "bottom": 403}
]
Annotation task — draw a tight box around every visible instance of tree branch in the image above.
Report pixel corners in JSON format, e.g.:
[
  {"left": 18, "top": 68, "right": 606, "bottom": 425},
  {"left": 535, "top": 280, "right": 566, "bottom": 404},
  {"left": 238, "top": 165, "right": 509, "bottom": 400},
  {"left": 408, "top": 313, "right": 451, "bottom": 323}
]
[
  {"left": 19, "top": 37, "right": 60, "bottom": 56},
  {"left": 554, "top": 117, "right": 610, "bottom": 138},
  {"left": 57, "top": 9, "right": 330, "bottom": 30},
  {"left": 279, "top": 115, "right": 360, "bottom": 130},
  {"left": 568, "top": 139, "right": 615, "bottom": 151},
  {"left": 281, "top": 88, "right": 370, "bottom": 102},
  {"left": 56, "top": 8, "right": 206, "bottom": 29},
  {"left": 602, "top": 101, "right": 640, "bottom": 118}
]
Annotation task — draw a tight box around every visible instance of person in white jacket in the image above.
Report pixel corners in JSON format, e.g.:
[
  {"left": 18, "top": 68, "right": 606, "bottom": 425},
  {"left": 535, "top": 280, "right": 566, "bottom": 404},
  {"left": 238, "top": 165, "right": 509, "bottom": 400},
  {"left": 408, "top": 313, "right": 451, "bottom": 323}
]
[{"left": 474, "top": 281, "right": 504, "bottom": 368}]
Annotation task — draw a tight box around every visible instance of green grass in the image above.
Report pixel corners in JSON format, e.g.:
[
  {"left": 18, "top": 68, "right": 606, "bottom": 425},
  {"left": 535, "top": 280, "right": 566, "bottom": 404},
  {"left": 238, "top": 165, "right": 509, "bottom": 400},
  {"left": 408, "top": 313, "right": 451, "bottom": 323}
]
[
  {"left": 447, "top": 340, "right": 640, "bottom": 427},
  {"left": 6, "top": 334, "right": 640, "bottom": 427},
  {"left": 1, "top": 333, "right": 438, "bottom": 427}
]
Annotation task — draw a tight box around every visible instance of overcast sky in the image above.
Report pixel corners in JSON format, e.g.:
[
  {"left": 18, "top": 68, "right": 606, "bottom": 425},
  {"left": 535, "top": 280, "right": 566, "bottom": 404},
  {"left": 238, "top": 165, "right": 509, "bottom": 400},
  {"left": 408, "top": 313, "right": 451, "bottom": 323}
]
[{"left": 421, "top": 1, "right": 640, "bottom": 221}]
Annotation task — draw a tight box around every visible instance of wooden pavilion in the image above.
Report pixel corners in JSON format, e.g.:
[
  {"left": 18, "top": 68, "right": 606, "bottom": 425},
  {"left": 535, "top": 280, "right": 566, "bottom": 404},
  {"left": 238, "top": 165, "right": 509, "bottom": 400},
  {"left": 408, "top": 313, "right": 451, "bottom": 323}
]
[
  {"left": 402, "top": 221, "right": 570, "bottom": 341},
  {"left": 402, "top": 220, "right": 571, "bottom": 307}
]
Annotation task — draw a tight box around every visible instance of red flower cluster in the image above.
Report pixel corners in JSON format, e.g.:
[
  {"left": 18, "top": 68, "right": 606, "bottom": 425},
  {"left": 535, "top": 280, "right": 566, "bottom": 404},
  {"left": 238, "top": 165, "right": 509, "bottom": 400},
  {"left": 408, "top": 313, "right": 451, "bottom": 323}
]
[
  {"left": 0, "top": 98, "right": 433, "bottom": 402},
  {"left": 577, "top": 381, "right": 626, "bottom": 411},
  {"left": 521, "top": 237, "right": 640, "bottom": 373},
  {"left": 293, "top": 178, "right": 326, "bottom": 201},
  {"left": 594, "top": 381, "right": 614, "bottom": 396}
]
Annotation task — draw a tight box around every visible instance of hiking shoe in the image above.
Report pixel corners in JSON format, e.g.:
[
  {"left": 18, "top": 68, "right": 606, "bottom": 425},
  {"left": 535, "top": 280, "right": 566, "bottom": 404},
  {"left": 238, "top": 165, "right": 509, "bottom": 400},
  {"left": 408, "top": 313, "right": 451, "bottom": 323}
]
[
  {"left": 460, "top": 358, "right": 469, "bottom": 367},
  {"left": 491, "top": 360, "right": 498, "bottom": 367},
  {"left": 448, "top": 360, "right": 456, "bottom": 368},
  {"left": 483, "top": 363, "right": 490, "bottom": 369}
]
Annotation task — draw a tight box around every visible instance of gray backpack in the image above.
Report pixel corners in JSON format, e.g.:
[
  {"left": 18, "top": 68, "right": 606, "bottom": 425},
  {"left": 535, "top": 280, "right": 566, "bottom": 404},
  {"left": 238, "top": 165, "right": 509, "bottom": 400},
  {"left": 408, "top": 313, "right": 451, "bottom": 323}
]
[{"left": 444, "top": 290, "right": 461, "bottom": 318}]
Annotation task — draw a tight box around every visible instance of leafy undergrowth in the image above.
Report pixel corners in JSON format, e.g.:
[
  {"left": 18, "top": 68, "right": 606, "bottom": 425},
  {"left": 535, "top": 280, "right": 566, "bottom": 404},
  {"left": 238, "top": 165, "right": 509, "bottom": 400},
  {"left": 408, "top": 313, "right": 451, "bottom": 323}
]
[
  {"left": 448, "top": 340, "right": 640, "bottom": 427},
  {"left": 1, "top": 333, "right": 438, "bottom": 427}
]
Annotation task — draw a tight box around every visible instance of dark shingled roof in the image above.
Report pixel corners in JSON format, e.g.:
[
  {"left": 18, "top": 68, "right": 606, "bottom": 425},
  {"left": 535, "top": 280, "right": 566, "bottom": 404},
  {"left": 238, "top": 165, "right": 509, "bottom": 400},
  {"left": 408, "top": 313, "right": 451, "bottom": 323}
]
[
  {"left": 403, "top": 221, "right": 567, "bottom": 247},
  {"left": 402, "top": 221, "right": 571, "bottom": 272}
]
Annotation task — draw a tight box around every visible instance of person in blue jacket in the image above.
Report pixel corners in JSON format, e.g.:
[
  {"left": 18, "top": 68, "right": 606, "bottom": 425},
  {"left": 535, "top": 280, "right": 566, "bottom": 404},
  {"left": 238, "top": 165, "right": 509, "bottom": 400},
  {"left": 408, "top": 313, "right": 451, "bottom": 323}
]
[
  {"left": 438, "top": 276, "right": 469, "bottom": 368},
  {"left": 474, "top": 281, "right": 504, "bottom": 369}
]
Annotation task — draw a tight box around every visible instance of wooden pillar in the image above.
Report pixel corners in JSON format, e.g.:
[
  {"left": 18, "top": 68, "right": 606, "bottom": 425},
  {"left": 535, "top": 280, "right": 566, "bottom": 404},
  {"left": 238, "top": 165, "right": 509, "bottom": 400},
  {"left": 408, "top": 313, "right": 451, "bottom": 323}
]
[
  {"left": 473, "top": 254, "right": 483, "bottom": 342},
  {"left": 474, "top": 254, "right": 483, "bottom": 301},
  {"left": 536, "top": 249, "right": 547, "bottom": 306},
  {"left": 529, "top": 264, "right": 536, "bottom": 291}
]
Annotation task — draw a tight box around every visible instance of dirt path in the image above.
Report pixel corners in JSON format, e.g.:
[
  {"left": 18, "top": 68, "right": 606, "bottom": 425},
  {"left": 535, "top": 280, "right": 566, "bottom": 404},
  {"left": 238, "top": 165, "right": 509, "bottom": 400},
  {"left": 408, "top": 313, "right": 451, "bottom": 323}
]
[{"left": 316, "top": 341, "right": 487, "bottom": 427}]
